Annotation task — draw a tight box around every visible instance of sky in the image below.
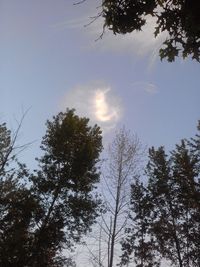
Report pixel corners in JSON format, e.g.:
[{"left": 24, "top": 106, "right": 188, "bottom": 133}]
[
  {"left": 0, "top": 0, "right": 199, "bottom": 264},
  {"left": 0, "top": 0, "right": 199, "bottom": 162}
]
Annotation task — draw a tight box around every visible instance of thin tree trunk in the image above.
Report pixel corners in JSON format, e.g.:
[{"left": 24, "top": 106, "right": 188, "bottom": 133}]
[
  {"left": 109, "top": 159, "right": 122, "bottom": 267},
  {"left": 168, "top": 199, "right": 183, "bottom": 267}
]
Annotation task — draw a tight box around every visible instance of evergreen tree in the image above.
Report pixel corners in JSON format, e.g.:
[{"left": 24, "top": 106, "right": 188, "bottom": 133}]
[
  {"left": 120, "top": 121, "right": 200, "bottom": 266},
  {"left": 120, "top": 177, "right": 160, "bottom": 267},
  {"left": 0, "top": 109, "right": 103, "bottom": 267}
]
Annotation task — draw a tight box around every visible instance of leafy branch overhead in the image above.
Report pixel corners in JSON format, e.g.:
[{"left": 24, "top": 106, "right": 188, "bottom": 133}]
[{"left": 101, "top": 0, "right": 200, "bottom": 62}]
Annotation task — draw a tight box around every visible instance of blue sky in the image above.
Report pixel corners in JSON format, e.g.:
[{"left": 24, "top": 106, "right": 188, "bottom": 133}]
[
  {"left": 0, "top": 1, "right": 199, "bottom": 266},
  {"left": 0, "top": 0, "right": 199, "bottom": 165}
]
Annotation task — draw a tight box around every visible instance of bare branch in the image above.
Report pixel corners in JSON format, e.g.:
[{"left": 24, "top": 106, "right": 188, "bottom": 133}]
[{"left": 0, "top": 109, "right": 32, "bottom": 175}]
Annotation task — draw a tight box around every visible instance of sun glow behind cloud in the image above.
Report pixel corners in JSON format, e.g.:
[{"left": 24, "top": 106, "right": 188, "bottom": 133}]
[
  {"left": 94, "top": 88, "right": 118, "bottom": 122},
  {"left": 61, "top": 83, "right": 122, "bottom": 133}
]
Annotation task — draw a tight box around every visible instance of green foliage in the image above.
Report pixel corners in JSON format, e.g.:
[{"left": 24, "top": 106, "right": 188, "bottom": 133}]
[
  {"left": 120, "top": 122, "right": 200, "bottom": 266},
  {"left": 0, "top": 110, "right": 103, "bottom": 267},
  {"left": 102, "top": 0, "right": 200, "bottom": 62}
]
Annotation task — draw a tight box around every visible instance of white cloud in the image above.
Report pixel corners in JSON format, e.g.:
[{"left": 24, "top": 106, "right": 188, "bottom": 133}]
[{"left": 60, "top": 82, "right": 122, "bottom": 133}]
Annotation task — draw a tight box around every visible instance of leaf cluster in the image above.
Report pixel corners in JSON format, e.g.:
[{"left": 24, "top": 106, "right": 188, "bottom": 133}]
[{"left": 102, "top": 0, "right": 200, "bottom": 61}]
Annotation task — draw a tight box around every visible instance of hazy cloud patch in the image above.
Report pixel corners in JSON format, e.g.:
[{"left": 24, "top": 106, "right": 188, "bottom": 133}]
[
  {"left": 89, "top": 16, "right": 166, "bottom": 56},
  {"left": 56, "top": 7, "right": 168, "bottom": 61},
  {"left": 60, "top": 82, "right": 122, "bottom": 133},
  {"left": 52, "top": 2, "right": 168, "bottom": 68}
]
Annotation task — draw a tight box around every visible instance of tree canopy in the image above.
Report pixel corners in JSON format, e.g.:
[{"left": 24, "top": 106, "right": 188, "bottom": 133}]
[
  {"left": 1, "top": 110, "right": 200, "bottom": 266},
  {"left": 0, "top": 109, "right": 103, "bottom": 267},
  {"left": 101, "top": 0, "right": 200, "bottom": 62},
  {"left": 120, "top": 121, "right": 200, "bottom": 266}
]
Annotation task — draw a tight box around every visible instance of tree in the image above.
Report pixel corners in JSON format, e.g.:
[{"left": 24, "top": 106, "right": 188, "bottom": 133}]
[
  {"left": 101, "top": 0, "right": 200, "bottom": 62},
  {"left": 0, "top": 109, "right": 103, "bottom": 267},
  {"left": 120, "top": 121, "right": 200, "bottom": 266},
  {"left": 0, "top": 120, "right": 40, "bottom": 267},
  {"left": 120, "top": 178, "right": 160, "bottom": 267},
  {"left": 29, "top": 109, "right": 103, "bottom": 267},
  {"left": 92, "top": 128, "right": 143, "bottom": 267},
  {"left": 0, "top": 113, "right": 30, "bottom": 175}
]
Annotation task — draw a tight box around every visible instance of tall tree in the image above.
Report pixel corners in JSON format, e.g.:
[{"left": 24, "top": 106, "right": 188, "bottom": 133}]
[
  {"left": 101, "top": 0, "right": 200, "bottom": 62},
  {"left": 120, "top": 177, "right": 160, "bottom": 267},
  {"left": 120, "top": 121, "right": 200, "bottom": 267},
  {"left": 95, "top": 128, "right": 143, "bottom": 267},
  {"left": 0, "top": 109, "right": 103, "bottom": 267},
  {"left": 0, "top": 121, "right": 40, "bottom": 267}
]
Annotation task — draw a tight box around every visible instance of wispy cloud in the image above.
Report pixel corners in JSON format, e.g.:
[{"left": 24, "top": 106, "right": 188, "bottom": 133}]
[
  {"left": 54, "top": 5, "right": 168, "bottom": 62},
  {"left": 132, "top": 81, "right": 158, "bottom": 94},
  {"left": 60, "top": 82, "right": 122, "bottom": 133},
  {"left": 52, "top": 17, "right": 88, "bottom": 31},
  {"left": 88, "top": 16, "right": 166, "bottom": 56}
]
